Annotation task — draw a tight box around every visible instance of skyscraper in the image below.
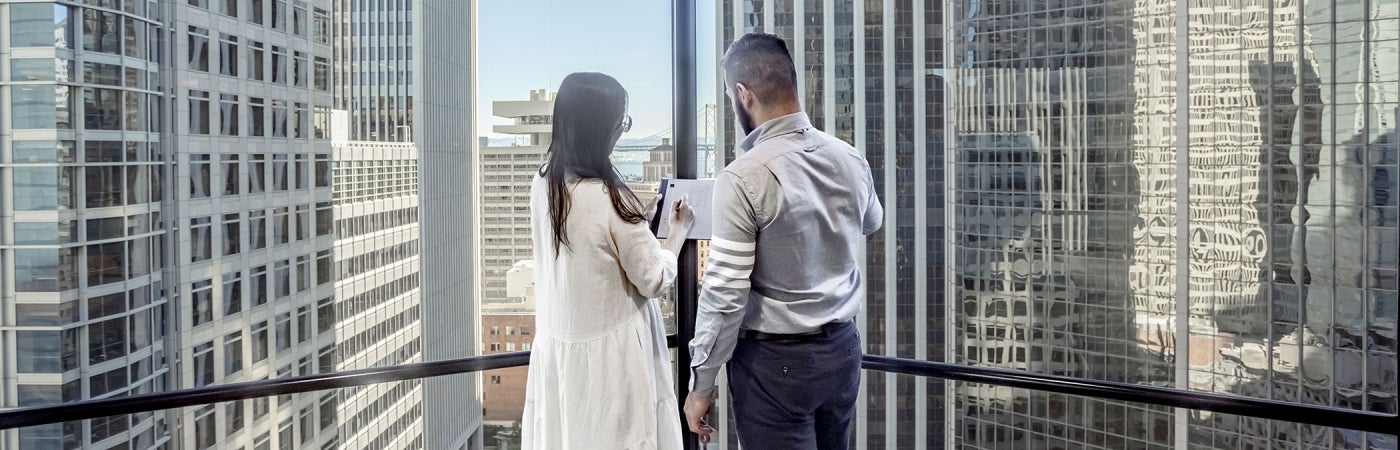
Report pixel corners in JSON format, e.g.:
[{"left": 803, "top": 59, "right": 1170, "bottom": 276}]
[
  {"left": 479, "top": 89, "right": 553, "bottom": 304},
  {"left": 946, "top": 0, "right": 1397, "bottom": 448},
  {"left": 2, "top": 2, "right": 171, "bottom": 448},
  {"left": 1, "top": 0, "right": 479, "bottom": 448},
  {"left": 712, "top": 1, "right": 946, "bottom": 448}
]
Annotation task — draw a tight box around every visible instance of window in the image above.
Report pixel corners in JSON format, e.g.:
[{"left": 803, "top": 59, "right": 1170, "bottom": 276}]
[
  {"left": 249, "top": 40, "right": 266, "bottom": 81},
  {"left": 252, "top": 265, "right": 270, "bottom": 306},
  {"left": 293, "top": 6, "right": 307, "bottom": 36},
  {"left": 227, "top": 401, "right": 246, "bottom": 436},
  {"left": 279, "top": 419, "right": 293, "bottom": 450},
  {"left": 506, "top": 326, "right": 514, "bottom": 335},
  {"left": 297, "top": 103, "right": 312, "bottom": 138},
  {"left": 224, "top": 0, "right": 239, "bottom": 17},
  {"left": 276, "top": 312, "right": 292, "bottom": 351},
  {"left": 296, "top": 255, "right": 310, "bottom": 292},
  {"left": 86, "top": 242, "right": 126, "bottom": 286},
  {"left": 316, "top": 249, "right": 332, "bottom": 285},
  {"left": 87, "top": 317, "right": 127, "bottom": 364},
  {"left": 295, "top": 205, "right": 310, "bottom": 241},
  {"left": 273, "top": 155, "right": 290, "bottom": 191},
  {"left": 223, "top": 154, "right": 242, "bottom": 195},
  {"left": 83, "top": 87, "right": 122, "bottom": 130},
  {"left": 194, "top": 404, "right": 216, "bottom": 449},
  {"left": 221, "top": 94, "right": 240, "bottom": 135},
  {"left": 317, "top": 298, "right": 334, "bottom": 335},
  {"left": 251, "top": 0, "right": 264, "bottom": 24},
  {"left": 271, "top": 100, "right": 289, "bottom": 137},
  {"left": 224, "top": 213, "right": 242, "bottom": 256},
  {"left": 297, "top": 306, "right": 312, "bottom": 343},
  {"left": 226, "top": 331, "right": 245, "bottom": 376},
  {"left": 520, "top": 326, "right": 531, "bottom": 335},
  {"left": 249, "top": 96, "right": 267, "bottom": 136},
  {"left": 275, "top": 259, "right": 291, "bottom": 298},
  {"left": 191, "top": 153, "right": 212, "bottom": 198},
  {"left": 490, "top": 326, "right": 499, "bottom": 335},
  {"left": 192, "top": 278, "right": 214, "bottom": 326},
  {"left": 491, "top": 375, "right": 501, "bottom": 384},
  {"left": 10, "top": 3, "right": 73, "bottom": 48},
  {"left": 123, "top": 17, "right": 147, "bottom": 59},
  {"left": 272, "top": 0, "right": 287, "bottom": 31},
  {"left": 189, "top": 0, "right": 210, "bottom": 9},
  {"left": 490, "top": 343, "right": 500, "bottom": 352},
  {"left": 16, "top": 385, "right": 61, "bottom": 407},
  {"left": 224, "top": 271, "right": 244, "bottom": 316},
  {"left": 193, "top": 341, "right": 215, "bottom": 387},
  {"left": 316, "top": 154, "right": 331, "bottom": 187},
  {"left": 312, "top": 8, "right": 330, "bottom": 44},
  {"left": 293, "top": 51, "right": 308, "bottom": 87},
  {"left": 220, "top": 34, "right": 240, "bottom": 76},
  {"left": 316, "top": 202, "right": 333, "bottom": 237},
  {"left": 507, "top": 343, "right": 516, "bottom": 351},
  {"left": 313, "top": 56, "right": 330, "bottom": 91},
  {"left": 189, "top": 90, "right": 212, "bottom": 134},
  {"left": 252, "top": 321, "right": 270, "bottom": 362},
  {"left": 83, "top": 9, "right": 121, "bottom": 54},
  {"left": 250, "top": 209, "right": 268, "bottom": 251},
  {"left": 16, "top": 330, "right": 61, "bottom": 373},
  {"left": 272, "top": 45, "right": 288, "bottom": 84},
  {"left": 188, "top": 26, "right": 211, "bottom": 71},
  {"left": 191, "top": 216, "right": 213, "bottom": 262}
]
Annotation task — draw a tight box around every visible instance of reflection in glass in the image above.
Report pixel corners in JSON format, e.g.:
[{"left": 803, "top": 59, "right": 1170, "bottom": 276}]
[
  {"left": 12, "top": 166, "right": 58, "bottom": 211},
  {"left": 82, "top": 9, "right": 121, "bottom": 54},
  {"left": 8, "top": 3, "right": 71, "bottom": 48},
  {"left": 83, "top": 87, "right": 123, "bottom": 131},
  {"left": 16, "top": 330, "right": 62, "bottom": 373}
]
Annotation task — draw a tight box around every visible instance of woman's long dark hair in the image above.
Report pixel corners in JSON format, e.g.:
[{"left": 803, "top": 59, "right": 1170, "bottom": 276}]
[{"left": 539, "top": 72, "right": 646, "bottom": 254}]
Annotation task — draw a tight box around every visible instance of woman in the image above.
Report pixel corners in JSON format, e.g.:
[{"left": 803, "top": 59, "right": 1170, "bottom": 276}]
[{"left": 521, "top": 72, "right": 694, "bottom": 450}]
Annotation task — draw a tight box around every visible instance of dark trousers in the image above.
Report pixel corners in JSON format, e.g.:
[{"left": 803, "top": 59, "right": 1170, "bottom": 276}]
[{"left": 727, "top": 321, "right": 861, "bottom": 450}]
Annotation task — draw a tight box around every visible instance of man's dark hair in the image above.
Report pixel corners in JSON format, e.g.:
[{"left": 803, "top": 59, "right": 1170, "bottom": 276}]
[{"left": 721, "top": 33, "right": 798, "bottom": 104}]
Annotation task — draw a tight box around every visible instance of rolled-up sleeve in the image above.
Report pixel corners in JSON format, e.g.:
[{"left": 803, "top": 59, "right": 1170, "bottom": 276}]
[{"left": 688, "top": 171, "right": 760, "bottom": 394}]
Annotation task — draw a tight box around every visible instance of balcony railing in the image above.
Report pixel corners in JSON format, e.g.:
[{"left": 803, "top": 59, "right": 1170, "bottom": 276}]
[{"left": 3, "top": 340, "right": 1395, "bottom": 437}]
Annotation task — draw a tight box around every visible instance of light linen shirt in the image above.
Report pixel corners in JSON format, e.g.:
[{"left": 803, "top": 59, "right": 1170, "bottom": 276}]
[{"left": 688, "top": 112, "right": 884, "bottom": 394}]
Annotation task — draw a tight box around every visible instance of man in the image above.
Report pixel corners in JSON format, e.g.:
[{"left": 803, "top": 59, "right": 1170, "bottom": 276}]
[{"left": 684, "top": 33, "right": 883, "bottom": 449}]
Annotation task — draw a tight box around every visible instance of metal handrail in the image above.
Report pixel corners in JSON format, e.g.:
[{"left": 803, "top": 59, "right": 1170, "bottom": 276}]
[{"left": 4, "top": 348, "right": 1396, "bottom": 436}]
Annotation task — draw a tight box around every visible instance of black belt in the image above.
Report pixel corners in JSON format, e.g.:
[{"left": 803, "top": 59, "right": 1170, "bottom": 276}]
[{"left": 738, "top": 321, "right": 850, "bottom": 342}]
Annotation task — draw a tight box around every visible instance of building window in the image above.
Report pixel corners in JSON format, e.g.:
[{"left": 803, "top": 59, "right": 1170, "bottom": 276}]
[
  {"left": 220, "top": 94, "right": 241, "bottom": 136},
  {"left": 224, "top": 271, "right": 244, "bottom": 316},
  {"left": 274, "top": 259, "right": 291, "bottom": 298},
  {"left": 223, "top": 213, "right": 242, "bottom": 256},
  {"left": 219, "top": 34, "right": 240, "bottom": 76},
  {"left": 192, "top": 278, "right": 214, "bottom": 326},
  {"left": 83, "top": 87, "right": 122, "bottom": 131},
  {"left": 252, "top": 321, "right": 270, "bottom": 362},
  {"left": 250, "top": 209, "right": 268, "bottom": 250},
  {"left": 293, "top": 50, "right": 307, "bottom": 87},
  {"left": 188, "top": 26, "right": 210, "bottom": 71},
  {"left": 271, "top": 45, "right": 288, "bottom": 84},
  {"left": 193, "top": 341, "right": 215, "bottom": 387},
  {"left": 223, "top": 154, "right": 242, "bottom": 195},
  {"left": 84, "top": 9, "right": 121, "bottom": 54},
  {"left": 293, "top": 102, "right": 308, "bottom": 138},
  {"left": 316, "top": 202, "right": 333, "bottom": 237},
  {"left": 249, "top": 40, "right": 266, "bottom": 81},
  {"left": 295, "top": 254, "right": 310, "bottom": 291},
  {"left": 295, "top": 205, "right": 310, "bottom": 241},
  {"left": 189, "top": 0, "right": 210, "bottom": 9},
  {"left": 250, "top": 0, "right": 264, "bottom": 25},
  {"left": 313, "top": 56, "right": 329, "bottom": 91},
  {"left": 225, "top": 331, "right": 245, "bottom": 376},
  {"left": 190, "top": 216, "right": 213, "bottom": 262},
  {"left": 297, "top": 306, "right": 312, "bottom": 343},
  {"left": 293, "top": 6, "right": 307, "bottom": 36},
  {"left": 507, "top": 343, "right": 516, "bottom": 351},
  {"left": 249, "top": 96, "right": 267, "bottom": 136},
  {"left": 189, "top": 90, "right": 212, "bottom": 134},
  {"left": 272, "top": 0, "right": 287, "bottom": 31},
  {"left": 190, "top": 153, "right": 212, "bottom": 198},
  {"left": 10, "top": 3, "right": 73, "bottom": 49},
  {"left": 194, "top": 404, "right": 215, "bottom": 449},
  {"left": 86, "top": 242, "right": 126, "bottom": 286},
  {"left": 252, "top": 265, "right": 270, "bottom": 306},
  {"left": 276, "top": 312, "right": 292, "bottom": 351},
  {"left": 312, "top": 8, "right": 330, "bottom": 44},
  {"left": 491, "top": 376, "right": 501, "bottom": 384},
  {"left": 227, "top": 401, "right": 246, "bottom": 436},
  {"left": 506, "top": 326, "right": 514, "bottom": 335},
  {"left": 271, "top": 100, "right": 289, "bottom": 137},
  {"left": 490, "top": 326, "right": 499, "bottom": 335}
]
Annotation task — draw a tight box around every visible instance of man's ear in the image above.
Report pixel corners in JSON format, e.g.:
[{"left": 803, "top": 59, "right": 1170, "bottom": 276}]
[{"left": 735, "top": 82, "right": 754, "bottom": 107}]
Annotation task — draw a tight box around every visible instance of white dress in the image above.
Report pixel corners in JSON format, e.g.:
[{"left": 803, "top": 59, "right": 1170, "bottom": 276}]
[{"left": 521, "top": 175, "right": 684, "bottom": 450}]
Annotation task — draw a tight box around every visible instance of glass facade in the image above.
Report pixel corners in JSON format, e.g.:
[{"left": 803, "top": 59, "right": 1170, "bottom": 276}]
[{"left": 947, "top": 0, "right": 1398, "bottom": 448}]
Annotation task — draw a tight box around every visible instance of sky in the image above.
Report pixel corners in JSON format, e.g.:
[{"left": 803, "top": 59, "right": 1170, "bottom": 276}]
[{"left": 477, "top": 0, "right": 718, "bottom": 143}]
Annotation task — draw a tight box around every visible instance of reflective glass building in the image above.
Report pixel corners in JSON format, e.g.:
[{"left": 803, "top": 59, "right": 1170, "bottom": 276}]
[{"left": 947, "top": 0, "right": 1398, "bottom": 447}]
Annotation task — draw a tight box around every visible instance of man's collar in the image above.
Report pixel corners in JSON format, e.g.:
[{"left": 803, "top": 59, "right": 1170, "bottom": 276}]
[{"left": 739, "top": 112, "right": 814, "bottom": 152}]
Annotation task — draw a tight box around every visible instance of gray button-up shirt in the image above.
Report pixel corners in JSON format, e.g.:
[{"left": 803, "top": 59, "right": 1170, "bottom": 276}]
[{"left": 687, "top": 112, "right": 884, "bottom": 394}]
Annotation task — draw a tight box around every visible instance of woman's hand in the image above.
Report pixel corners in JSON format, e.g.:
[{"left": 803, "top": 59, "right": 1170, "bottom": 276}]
[
  {"left": 660, "top": 195, "right": 694, "bottom": 255},
  {"left": 668, "top": 195, "right": 695, "bottom": 238}
]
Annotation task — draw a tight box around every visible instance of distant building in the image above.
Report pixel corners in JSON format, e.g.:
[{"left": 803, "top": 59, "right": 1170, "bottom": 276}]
[{"left": 479, "top": 90, "right": 554, "bottom": 304}]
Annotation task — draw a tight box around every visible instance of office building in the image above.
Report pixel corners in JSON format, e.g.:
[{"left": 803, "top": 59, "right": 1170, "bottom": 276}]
[
  {"left": 480, "top": 262, "right": 535, "bottom": 426},
  {"left": 947, "top": 0, "right": 1397, "bottom": 448},
  {"left": 479, "top": 89, "right": 552, "bottom": 304},
  {"left": 712, "top": 1, "right": 946, "bottom": 448},
  {"left": 333, "top": 0, "right": 481, "bottom": 448},
  {"left": 2, "top": 1, "right": 172, "bottom": 449}
]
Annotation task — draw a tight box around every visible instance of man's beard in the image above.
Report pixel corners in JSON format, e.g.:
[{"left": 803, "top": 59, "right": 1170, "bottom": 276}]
[{"left": 735, "top": 102, "right": 757, "bottom": 135}]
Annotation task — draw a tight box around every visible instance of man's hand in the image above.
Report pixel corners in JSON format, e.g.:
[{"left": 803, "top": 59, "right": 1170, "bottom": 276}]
[{"left": 684, "top": 390, "right": 715, "bottom": 445}]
